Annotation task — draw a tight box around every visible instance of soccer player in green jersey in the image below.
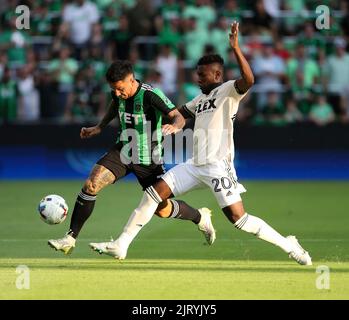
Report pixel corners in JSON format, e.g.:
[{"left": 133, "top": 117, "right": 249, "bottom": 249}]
[
  {"left": 48, "top": 60, "right": 215, "bottom": 254},
  {"left": 89, "top": 22, "right": 312, "bottom": 265}
]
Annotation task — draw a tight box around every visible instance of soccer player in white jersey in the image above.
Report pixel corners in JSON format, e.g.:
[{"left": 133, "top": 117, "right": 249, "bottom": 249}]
[{"left": 90, "top": 22, "right": 312, "bottom": 265}]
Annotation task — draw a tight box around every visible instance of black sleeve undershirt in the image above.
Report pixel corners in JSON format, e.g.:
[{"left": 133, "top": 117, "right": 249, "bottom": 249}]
[
  {"left": 182, "top": 104, "right": 195, "bottom": 118},
  {"left": 143, "top": 90, "right": 176, "bottom": 115}
]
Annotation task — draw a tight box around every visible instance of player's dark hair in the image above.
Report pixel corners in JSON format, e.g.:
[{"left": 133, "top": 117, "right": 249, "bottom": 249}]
[
  {"left": 106, "top": 60, "right": 134, "bottom": 82},
  {"left": 197, "top": 54, "right": 224, "bottom": 67}
]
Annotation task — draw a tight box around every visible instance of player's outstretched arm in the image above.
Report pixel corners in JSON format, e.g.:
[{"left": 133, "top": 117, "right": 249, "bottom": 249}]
[
  {"left": 162, "top": 109, "right": 185, "bottom": 135},
  {"left": 229, "top": 21, "right": 254, "bottom": 94},
  {"left": 80, "top": 100, "right": 118, "bottom": 139}
]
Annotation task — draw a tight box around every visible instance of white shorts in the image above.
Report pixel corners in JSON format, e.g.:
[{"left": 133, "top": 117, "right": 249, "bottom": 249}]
[{"left": 162, "top": 157, "right": 246, "bottom": 208}]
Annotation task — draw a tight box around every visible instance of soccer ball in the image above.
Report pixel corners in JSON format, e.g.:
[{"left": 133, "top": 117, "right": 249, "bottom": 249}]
[{"left": 38, "top": 195, "right": 68, "bottom": 225}]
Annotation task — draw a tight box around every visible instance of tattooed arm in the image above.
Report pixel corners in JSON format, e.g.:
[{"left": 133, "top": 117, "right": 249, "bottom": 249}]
[{"left": 162, "top": 109, "right": 186, "bottom": 135}]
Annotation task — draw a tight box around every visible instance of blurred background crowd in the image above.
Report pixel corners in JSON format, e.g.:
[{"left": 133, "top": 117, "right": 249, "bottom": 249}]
[{"left": 1, "top": 0, "right": 349, "bottom": 127}]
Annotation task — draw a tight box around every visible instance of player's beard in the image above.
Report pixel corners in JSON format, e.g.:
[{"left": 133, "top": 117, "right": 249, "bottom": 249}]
[{"left": 200, "top": 82, "right": 222, "bottom": 95}]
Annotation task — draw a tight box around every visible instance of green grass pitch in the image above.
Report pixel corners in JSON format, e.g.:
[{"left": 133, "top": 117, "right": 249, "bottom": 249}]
[{"left": 1, "top": 180, "right": 348, "bottom": 299}]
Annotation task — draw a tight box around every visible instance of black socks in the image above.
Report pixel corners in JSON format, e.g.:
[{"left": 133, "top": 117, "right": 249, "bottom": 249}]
[
  {"left": 169, "top": 200, "right": 201, "bottom": 224},
  {"left": 68, "top": 190, "right": 96, "bottom": 238}
]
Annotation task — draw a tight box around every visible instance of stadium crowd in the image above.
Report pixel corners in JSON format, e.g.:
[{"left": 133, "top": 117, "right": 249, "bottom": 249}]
[{"left": 0, "top": 0, "right": 349, "bottom": 126}]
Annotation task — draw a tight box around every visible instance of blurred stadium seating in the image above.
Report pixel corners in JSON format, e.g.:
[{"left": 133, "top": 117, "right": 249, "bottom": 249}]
[
  {"left": 1, "top": 0, "right": 348, "bottom": 179},
  {"left": 1, "top": 0, "right": 349, "bottom": 124}
]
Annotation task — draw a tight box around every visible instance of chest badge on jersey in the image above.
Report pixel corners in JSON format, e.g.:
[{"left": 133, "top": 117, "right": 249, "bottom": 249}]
[
  {"left": 119, "top": 101, "right": 125, "bottom": 110},
  {"left": 135, "top": 104, "right": 142, "bottom": 112}
]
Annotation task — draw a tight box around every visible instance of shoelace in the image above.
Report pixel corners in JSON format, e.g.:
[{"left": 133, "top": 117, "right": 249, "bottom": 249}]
[
  {"left": 56, "top": 239, "right": 70, "bottom": 246},
  {"left": 105, "top": 237, "right": 115, "bottom": 249},
  {"left": 290, "top": 251, "right": 304, "bottom": 263}
]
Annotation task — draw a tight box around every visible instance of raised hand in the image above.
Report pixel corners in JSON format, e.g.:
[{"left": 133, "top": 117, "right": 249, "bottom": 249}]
[{"left": 229, "top": 21, "right": 239, "bottom": 50}]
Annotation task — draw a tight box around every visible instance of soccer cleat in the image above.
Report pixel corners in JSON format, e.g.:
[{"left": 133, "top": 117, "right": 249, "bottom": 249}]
[
  {"left": 287, "top": 235, "right": 312, "bottom": 266},
  {"left": 89, "top": 239, "right": 127, "bottom": 260},
  {"left": 198, "top": 208, "right": 216, "bottom": 245},
  {"left": 48, "top": 234, "right": 75, "bottom": 255}
]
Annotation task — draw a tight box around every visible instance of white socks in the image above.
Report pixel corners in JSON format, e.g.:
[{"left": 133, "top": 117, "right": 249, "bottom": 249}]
[
  {"left": 234, "top": 213, "right": 293, "bottom": 253},
  {"left": 116, "top": 192, "right": 294, "bottom": 255},
  {"left": 116, "top": 186, "right": 162, "bottom": 249}
]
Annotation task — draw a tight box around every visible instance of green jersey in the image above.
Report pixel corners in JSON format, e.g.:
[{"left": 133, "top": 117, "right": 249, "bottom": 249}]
[
  {"left": 0, "top": 80, "right": 17, "bottom": 121},
  {"left": 111, "top": 82, "right": 175, "bottom": 165}
]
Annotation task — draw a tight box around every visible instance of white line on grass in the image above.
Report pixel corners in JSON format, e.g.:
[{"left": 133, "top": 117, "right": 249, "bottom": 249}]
[{"left": 0, "top": 238, "right": 349, "bottom": 242}]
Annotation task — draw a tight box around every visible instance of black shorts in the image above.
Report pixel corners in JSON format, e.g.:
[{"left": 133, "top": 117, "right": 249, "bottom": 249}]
[{"left": 96, "top": 143, "right": 166, "bottom": 190}]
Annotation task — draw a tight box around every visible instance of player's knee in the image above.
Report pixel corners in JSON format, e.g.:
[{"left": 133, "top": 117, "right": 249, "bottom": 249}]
[
  {"left": 231, "top": 212, "right": 244, "bottom": 223},
  {"left": 155, "top": 200, "right": 171, "bottom": 218},
  {"left": 155, "top": 208, "right": 168, "bottom": 218},
  {"left": 83, "top": 179, "right": 99, "bottom": 195},
  {"left": 222, "top": 202, "right": 245, "bottom": 224}
]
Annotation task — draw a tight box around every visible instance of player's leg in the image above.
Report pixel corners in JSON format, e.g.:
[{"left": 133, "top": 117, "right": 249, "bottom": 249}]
[
  {"left": 222, "top": 200, "right": 293, "bottom": 254},
  {"left": 203, "top": 158, "right": 312, "bottom": 265},
  {"left": 134, "top": 162, "right": 215, "bottom": 240},
  {"left": 141, "top": 163, "right": 216, "bottom": 245},
  {"left": 90, "top": 162, "right": 214, "bottom": 258},
  {"left": 156, "top": 199, "right": 200, "bottom": 223},
  {"left": 128, "top": 162, "right": 202, "bottom": 224},
  {"left": 69, "top": 145, "right": 129, "bottom": 239},
  {"left": 222, "top": 202, "right": 312, "bottom": 265},
  {"left": 155, "top": 164, "right": 214, "bottom": 239},
  {"left": 90, "top": 179, "right": 173, "bottom": 259},
  {"left": 47, "top": 164, "right": 116, "bottom": 254},
  {"left": 110, "top": 179, "right": 173, "bottom": 258},
  {"left": 48, "top": 145, "right": 127, "bottom": 254},
  {"left": 68, "top": 164, "right": 116, "bottom": 238},
  {"left": 155, "top": 200, "right": 215, "bottom": 245}
]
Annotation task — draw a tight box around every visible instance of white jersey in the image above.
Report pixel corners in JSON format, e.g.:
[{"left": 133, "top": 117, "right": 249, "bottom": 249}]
[{"left": 183, "top": 80, "right": 248, "bottom": 166}]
